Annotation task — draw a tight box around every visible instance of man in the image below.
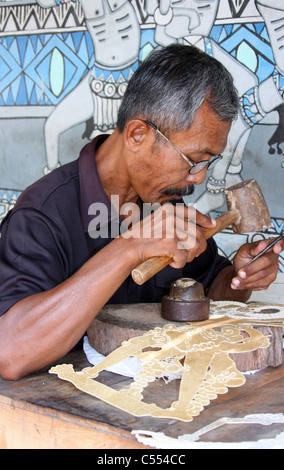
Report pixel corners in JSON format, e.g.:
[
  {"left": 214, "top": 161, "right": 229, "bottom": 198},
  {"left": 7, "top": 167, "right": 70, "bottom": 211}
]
[{"left": 0, "top": 45, "right": 282, "bottom": 380}]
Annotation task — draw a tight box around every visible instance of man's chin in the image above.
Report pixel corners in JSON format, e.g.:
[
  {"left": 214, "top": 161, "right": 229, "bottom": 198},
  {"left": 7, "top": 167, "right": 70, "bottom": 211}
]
[{"left": 159, "top": 194, "right": 189, "bottom": 206}]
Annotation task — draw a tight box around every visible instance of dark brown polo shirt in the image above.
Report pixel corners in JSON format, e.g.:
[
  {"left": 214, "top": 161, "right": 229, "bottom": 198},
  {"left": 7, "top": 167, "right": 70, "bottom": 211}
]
[{"left": 0, "top": 136, "right": 231, "bottom": 317}]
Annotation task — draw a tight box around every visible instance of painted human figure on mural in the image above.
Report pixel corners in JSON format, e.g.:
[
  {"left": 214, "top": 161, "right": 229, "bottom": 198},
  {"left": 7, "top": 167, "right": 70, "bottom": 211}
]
[
  {"left": 34, "top": 0, "right": 141, "bottom": 173},
  {"left": 1, "top": 0, "right": 283, "bottom": 214},
  {"left": 4, "top": 0, "right": 283, "bottom": 186},
  {"left": 257, "top": 0, "right": 284, "bottom": 157},
  {"left": 146, "top": 0, "right": 284, "bottom": 215}
]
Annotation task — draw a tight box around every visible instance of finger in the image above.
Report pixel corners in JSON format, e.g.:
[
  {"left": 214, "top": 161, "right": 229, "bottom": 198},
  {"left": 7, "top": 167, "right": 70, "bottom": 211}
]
[
  {"left": 242, "top": 247, "right": 277, "bottom": 272},
  {"left": 250, "top": 238, "right": 283, "bottom": 258},
  {"left": 175, "top": 205, "right": 216, "bottom": 229},
  {"left": 231, "top": 272, "right": 270, "bottom": 290},
  {"left": 273, "top": 240, "right": 284, "bottom": 255},
  {"left": 177, "top": 238, "right": 202, "bottom": 261},
  {"left": 231, "top": 273, "right": 275, "bottom": 291},
  {"left": 175, "top": 220, "right": 207, "bottom": 256},
  {"left": 232, "top": 252, "right": 278, "bottom": 290},
  {"left": 169, "top": 246, "right": 190, "bottom": 269},
  {"left": 168, "top": 226, "right": 205, "bottom": 268},
  {"left": 247, "top": 239, "right": 276, "bottom": 258},
  {"left": 235, "top": 239, "right": 281, "bottom": 272},
  {"left": 195, "top": 209, "right": 217, "bottom": 229}
]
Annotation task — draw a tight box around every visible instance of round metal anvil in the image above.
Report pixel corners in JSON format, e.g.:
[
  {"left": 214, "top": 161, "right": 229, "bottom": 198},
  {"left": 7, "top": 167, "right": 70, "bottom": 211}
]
[{"left": 161, "top": 278, "right": 210, "bottom": 322}]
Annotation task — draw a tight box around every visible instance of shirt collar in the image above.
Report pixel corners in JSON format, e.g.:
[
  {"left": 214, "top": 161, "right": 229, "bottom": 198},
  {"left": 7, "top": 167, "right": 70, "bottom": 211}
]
[{"left": 78, "top": 135, "right": 119, "bottom": 232}]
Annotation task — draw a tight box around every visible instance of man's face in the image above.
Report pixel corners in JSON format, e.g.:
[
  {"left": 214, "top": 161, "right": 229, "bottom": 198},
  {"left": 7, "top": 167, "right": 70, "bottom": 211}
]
[{"left": 129, "top": 103, "right": 231, "bottom": 205}]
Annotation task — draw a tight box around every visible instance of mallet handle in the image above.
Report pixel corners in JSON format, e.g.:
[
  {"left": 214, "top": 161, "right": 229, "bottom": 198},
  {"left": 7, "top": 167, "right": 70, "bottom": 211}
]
[
  {"left": 131, "top": 209, "right": 239, "bottom": 285},
  {"left": 202, "top": 208, "right": 239, "bottom": 239}
]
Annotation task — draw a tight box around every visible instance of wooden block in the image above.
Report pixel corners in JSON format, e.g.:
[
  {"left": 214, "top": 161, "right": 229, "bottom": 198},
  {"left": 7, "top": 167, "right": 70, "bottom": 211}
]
[
  {"left": 87, "top": 303, "right": 283, "bottom": 372},
  {"left": 230, "top": 325, "right": 283, "bottom": 370}
]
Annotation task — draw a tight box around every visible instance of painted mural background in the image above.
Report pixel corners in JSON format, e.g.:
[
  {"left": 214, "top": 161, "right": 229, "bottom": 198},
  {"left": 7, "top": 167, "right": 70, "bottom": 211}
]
[{"left": 0, "top": 0, "right": 283, "bottom": 273}]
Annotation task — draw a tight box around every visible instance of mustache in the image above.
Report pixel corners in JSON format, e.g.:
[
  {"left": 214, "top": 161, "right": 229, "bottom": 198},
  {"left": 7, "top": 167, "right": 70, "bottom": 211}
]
[{"left": 162, "top": 185, "right": 195, "bottom": 197}]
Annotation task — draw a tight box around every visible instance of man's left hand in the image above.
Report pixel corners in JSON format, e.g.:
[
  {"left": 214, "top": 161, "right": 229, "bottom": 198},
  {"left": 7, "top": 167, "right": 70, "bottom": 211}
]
[{"left": 231, "top": 238, "right": 284, "bottom": 291}]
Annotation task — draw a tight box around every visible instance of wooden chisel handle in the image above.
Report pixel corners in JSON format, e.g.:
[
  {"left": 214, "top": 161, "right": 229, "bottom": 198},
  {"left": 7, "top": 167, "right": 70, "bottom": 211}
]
[{"left": 131, "top": 209, "right": 239, "bottom": 285}]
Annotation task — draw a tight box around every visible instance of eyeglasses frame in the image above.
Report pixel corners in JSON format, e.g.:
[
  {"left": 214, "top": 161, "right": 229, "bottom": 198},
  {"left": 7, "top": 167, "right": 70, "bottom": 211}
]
[{"left": 143, "top": 120, "right": 223, "bottom": 175}]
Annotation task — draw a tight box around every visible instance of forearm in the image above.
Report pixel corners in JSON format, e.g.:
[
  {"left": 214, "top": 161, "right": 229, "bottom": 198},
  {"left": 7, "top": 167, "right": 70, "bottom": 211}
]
[
  {"left": 207, "top": 265, "right": 252, "bottom": 302},
  {"left": 0, "top": 237, "right": 137, "bottom": 380},
  {"left": 0, "top": 207, "right": 223, "bottom": 380}
]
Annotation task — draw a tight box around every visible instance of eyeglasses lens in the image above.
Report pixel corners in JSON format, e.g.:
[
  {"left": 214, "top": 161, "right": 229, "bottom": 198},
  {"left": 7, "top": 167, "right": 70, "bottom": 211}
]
[
  {"left": 189, "top": 162, "right": 209, "bottom": 175},
  {"left": 189, "top": 155, "right": 222, "bottom": 175}
]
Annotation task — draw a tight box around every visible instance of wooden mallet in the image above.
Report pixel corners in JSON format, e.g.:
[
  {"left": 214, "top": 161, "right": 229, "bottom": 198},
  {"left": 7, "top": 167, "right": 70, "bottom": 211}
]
[{"left": 131, "top": 179, "right": 271, "bottom": 285}]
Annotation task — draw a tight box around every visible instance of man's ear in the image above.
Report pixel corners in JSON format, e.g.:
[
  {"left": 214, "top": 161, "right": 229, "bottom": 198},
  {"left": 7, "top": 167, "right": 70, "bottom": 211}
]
[{"left": 124, "top": 119, "right": 151, "bottom": 152}]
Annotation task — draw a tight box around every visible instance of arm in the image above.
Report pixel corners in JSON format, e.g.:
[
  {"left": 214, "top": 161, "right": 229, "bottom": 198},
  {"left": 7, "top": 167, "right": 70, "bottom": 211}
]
[
  {"left": 0, "top": 236, "right": 137, "bottom": 380},
  {"left": 0, "top": 205, "right": 216, "bottom": 380}
]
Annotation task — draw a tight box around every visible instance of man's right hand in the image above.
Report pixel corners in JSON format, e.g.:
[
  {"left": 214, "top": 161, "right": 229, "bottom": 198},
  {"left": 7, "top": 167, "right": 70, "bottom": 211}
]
[{"left": 122, "top": 203, "right": 216, "bottom": 269}]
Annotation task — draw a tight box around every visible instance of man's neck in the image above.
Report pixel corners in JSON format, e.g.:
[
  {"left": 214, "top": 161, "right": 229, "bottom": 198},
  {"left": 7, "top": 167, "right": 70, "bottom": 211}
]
[{"left": 95, "top": 130, "right": 139, "bottom": 211}]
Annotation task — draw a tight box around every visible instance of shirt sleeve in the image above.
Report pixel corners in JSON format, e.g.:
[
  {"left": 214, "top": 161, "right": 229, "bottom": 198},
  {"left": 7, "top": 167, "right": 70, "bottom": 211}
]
[{"left": 0, "top": 208, "right": 70, "bottom": 316}]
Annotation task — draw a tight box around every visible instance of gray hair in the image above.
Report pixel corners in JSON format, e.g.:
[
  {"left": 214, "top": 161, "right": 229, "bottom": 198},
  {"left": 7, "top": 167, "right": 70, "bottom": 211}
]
[{"left": 117, "top": 44, "right": 239, "bottom": 135}]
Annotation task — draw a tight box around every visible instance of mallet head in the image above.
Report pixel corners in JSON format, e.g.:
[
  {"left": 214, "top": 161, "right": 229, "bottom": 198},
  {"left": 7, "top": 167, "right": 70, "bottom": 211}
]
[{"left": 225, "top": 179, "right": 271, "bottom": 233}]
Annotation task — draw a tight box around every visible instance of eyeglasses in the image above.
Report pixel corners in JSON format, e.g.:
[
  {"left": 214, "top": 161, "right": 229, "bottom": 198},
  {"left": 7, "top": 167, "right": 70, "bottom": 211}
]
[{"left": 144, "top": 120, "right": 223, "bottom": 175}]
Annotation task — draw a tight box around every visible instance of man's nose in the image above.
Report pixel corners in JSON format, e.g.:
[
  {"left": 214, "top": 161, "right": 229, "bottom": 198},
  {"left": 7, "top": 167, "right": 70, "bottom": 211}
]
[{"left": 186, "top": 167, "right": 207, "bottom": 185}]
